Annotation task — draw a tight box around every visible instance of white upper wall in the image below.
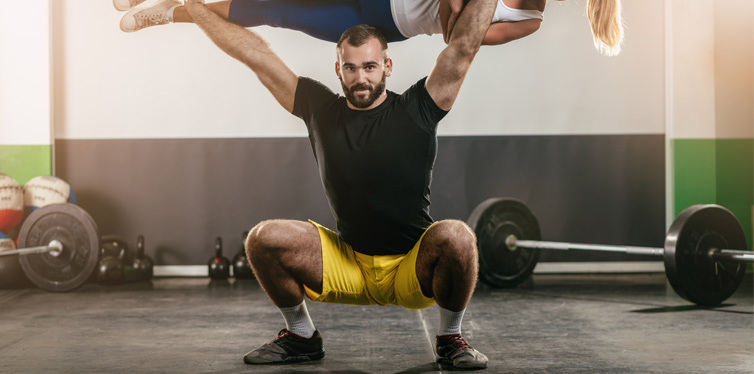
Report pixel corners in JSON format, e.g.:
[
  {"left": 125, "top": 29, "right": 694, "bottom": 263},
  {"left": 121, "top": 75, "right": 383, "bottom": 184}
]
[
  {"left": 670, "top": 0, "right": 716, "bottom": 139},
  {"left": 670, "top": 0, "right": 754, "bottom": 139},
  {"left": 0, "top": 0, "right": 51, "bottom": 145},
  {"left": 714, "top": 0, "right": 754, "bottom": 139},
  {"left": 52, "top": 0, "right": 665, "bottom": 139}
]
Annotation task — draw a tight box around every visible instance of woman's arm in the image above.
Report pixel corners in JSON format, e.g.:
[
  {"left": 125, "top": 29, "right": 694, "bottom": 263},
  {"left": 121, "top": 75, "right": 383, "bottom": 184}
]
[
  {"left": 441, "top": 0, "right": 466, "bottom": 43},
  {"left": 481, "top": 19, "right": 541, "bottom": 45}
]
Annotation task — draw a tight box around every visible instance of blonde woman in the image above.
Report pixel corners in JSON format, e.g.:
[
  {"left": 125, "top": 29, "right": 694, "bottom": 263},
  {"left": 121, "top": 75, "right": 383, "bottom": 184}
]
[{"left": 116, "top": 0, "right": 623, "bottom": 55}]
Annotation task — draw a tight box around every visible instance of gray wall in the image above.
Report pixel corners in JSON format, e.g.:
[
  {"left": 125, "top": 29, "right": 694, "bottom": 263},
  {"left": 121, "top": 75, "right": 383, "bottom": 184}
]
[{"left": 57, "top": 135, "right": 665, "bottom": 264}]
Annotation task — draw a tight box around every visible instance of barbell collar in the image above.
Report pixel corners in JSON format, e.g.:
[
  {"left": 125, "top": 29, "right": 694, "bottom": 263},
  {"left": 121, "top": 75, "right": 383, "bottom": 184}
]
[{"left": 511, "top": 237, "right": 664, "bottom": 256}]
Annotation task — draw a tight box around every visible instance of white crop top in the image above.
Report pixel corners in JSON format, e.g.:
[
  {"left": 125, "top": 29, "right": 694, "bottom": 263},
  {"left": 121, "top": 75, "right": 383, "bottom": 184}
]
[
  {"left": 391, "top": 0, "right": 544, "bottom": 38},
  {"left": 492, "top": 0, "right": 543, "bottom": 23}
]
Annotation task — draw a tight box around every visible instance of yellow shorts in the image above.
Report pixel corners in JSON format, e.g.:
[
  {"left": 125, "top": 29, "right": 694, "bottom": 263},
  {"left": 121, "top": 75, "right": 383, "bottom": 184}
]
[{"left": 304, "top": 221, "right": 436, "bottom": 310}]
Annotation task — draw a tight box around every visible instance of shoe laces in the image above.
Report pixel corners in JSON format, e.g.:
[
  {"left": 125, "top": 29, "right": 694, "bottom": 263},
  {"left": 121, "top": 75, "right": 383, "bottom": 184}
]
[
  {"left": 438, "top": 334, "right": 471, "bottom": 350},
  {"left": 273, "top": 328, "right": 303, "bottom": 342},
  {"left": 135, "top": 11, "right": 169, "bottom": 28}
]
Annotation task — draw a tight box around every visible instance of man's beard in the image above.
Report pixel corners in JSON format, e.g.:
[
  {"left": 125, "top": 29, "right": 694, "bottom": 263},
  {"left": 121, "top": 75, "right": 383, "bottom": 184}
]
[{"left": 340, "top": 72, "right": 387, "bottom": 109}]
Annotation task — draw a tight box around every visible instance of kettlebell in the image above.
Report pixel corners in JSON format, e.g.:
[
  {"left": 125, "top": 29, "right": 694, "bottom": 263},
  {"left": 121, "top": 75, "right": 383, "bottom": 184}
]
[
  {"left": 207, "top": 237, "right": 230, "bottom": 280},
  {"left": 232, "top": 231, "right": 254, "bottom": 279},
  {"left": 122, "top": 241, "right": 139, "bottom": 283},
  {"left": 120, "top": 235, "right": 151, "bottom": 282},
  {"left": 98, "top": 236, "right": 126, "bottom": 285},
  {"left": 131, "top": 235, "right": 154, "bottom": 281}
]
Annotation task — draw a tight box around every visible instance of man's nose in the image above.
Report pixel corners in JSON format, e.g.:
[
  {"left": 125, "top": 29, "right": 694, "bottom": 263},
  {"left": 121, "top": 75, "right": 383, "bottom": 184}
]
[{"left": 356, "top": 68, "right": 368, "bottom": 83}]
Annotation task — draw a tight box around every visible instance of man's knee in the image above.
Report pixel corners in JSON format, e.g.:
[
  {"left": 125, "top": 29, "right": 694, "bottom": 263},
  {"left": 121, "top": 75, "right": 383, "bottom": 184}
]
[
  {"left": 245, "top": 220, "right": 291, "bottom": 260},
  {"left": 427, "top": 220, "right": 478, "bottom": 261},
  {"left": 418, "top": 220, "right": 479, "bottom": 294}
]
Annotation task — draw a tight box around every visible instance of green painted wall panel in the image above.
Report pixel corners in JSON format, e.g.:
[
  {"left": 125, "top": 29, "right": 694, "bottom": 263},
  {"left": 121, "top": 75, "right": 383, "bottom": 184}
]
[
  {"left": 673, "top": 139, "right": 717, "bottom": 212},
  {"left": 715, "top": 139, "right": 754, "bottom": 251},
  {"left": 673, "top": 138, "right": 754, "bottom": 252},
  {"left": 0, "top": 145, "right": 52, "bottom": 185}
]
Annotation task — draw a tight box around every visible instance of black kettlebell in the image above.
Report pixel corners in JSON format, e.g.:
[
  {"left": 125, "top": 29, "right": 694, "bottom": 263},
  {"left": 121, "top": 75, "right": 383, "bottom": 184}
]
[
  {"left": 120, "top": 235, "right": 152, "bottom": 282},
  {"left": 232, "top": 231, "right": 254, "bottom": 279},
  {"left": 122, "top": 242, "right": 139, "bottom": 283},
  {"left": 133, "top": 235, "right": 154, "bottom": 281},
  {"left": 207, "top": 237, "right": 230, "bottom": 280},
  {"left": 98, "top": 236, "right": 126, "bottom": 285}
]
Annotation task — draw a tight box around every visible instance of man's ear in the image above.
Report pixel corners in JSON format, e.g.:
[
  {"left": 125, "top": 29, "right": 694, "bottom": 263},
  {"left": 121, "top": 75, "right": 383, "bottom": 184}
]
[
  {"left": 385, "top": 58, "right": 393, "bottom": 77},
  {"left": 335, "top": 61, "right": 340, "bottom": 77}
]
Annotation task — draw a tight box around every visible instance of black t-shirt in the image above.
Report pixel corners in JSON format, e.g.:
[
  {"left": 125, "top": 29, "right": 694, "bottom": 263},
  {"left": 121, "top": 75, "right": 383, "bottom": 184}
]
[{"left": 293, "top": 77, "right": 448, "bottom": 255}]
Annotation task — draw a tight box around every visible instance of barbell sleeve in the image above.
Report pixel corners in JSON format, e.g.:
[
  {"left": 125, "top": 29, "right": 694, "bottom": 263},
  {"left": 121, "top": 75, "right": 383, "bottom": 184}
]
[
  {"left": 0, "top": 240, "right": 63, "bottom": 258},
  {"left": 712, "top": 249, "right": 754, "bottom": 263}
]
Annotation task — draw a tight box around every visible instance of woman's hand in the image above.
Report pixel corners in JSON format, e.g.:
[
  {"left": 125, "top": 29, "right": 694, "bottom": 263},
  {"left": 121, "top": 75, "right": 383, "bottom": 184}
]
[{"left": 440, "top": 0, "right": 465, "bottom": 44}]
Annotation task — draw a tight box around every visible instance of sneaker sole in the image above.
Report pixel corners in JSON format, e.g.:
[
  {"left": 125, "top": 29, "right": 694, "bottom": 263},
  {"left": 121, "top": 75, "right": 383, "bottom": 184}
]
[
  {"left": 113, "top": 0, "right": 146, "bottom": 12},
  {"left": 119, "top": 8, "right": 140, "bottom": 32},
  {"left": 436, "top": 357, "right": 488, "bottom": 369},
  {"left": 244, "top": 349, "right": 325, "bottom": 365}
]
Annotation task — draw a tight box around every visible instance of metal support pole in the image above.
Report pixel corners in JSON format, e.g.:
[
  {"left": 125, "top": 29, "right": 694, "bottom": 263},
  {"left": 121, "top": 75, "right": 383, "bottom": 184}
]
[
  {"left": 508, "top": 236, "right": 754, "bottom": 263},
  {"left": 509, "top": 236, "right": 665, "bottom": 256}
]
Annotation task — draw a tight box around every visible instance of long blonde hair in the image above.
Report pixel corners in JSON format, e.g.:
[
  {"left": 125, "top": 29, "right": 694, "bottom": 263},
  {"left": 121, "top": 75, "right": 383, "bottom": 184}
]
[{"left": 586, "top": 0, "right": 624, "bottom": 56}]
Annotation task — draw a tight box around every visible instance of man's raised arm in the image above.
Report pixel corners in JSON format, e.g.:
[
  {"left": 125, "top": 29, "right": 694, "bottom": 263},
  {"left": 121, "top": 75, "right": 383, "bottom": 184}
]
[
  {"left": 426, "top": 0, "right": 497, "bottom": 111},
  {"left": 184, "top": 0, "right": 298, "bottom": 113}
]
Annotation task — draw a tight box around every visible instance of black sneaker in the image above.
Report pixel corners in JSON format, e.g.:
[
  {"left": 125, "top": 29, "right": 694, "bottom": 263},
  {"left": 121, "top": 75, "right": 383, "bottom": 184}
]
[
  {"left": 435, "top": 334, "right": 488, "bottom": 369},
  {"left": 243, "top": 329, "right": 325, "bottom": 364}
]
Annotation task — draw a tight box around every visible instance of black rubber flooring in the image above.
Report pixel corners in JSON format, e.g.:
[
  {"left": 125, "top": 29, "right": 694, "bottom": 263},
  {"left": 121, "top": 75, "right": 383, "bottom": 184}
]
[{"left": 0, "top": 273, "right": 752, "bottom": 373}]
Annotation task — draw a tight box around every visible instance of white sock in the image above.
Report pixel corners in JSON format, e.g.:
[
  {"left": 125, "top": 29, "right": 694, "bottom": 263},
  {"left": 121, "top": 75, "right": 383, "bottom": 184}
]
[
  {"left": 166, "top": 5, "right": 179, "bottom": 22},
  {"left": 279, "top": 300, "right": 316, "bottom": 339},
  {"left": 437, "top": 306, "right": 465, "bottom": 336}
]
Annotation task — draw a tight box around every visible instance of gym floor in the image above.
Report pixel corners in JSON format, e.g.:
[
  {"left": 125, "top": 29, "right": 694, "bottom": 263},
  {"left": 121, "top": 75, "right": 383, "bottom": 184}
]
[{"left": 0, "top": 273, "right": 752, "bottom": 374}]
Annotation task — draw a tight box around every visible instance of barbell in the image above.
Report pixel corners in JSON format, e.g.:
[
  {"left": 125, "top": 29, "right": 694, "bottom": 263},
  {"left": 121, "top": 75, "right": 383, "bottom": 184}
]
[
  {"left": 0, "top": 203, "right": 100, "bottom": 292},
  {"left": 468, "top": 198, "right": 752, "bottom": 306}
]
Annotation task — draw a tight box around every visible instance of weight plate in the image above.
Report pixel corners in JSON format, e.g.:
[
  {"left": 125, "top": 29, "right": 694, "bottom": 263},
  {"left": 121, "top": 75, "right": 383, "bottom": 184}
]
[
  {"left": 18, "top": 203, "right": 100, "bottom": 292},
  {"left": 468, "top": 198, "right": 541, "bottom": 287},
  {"left": 664, "top": 204, "right": 748, "bottom": 306}
]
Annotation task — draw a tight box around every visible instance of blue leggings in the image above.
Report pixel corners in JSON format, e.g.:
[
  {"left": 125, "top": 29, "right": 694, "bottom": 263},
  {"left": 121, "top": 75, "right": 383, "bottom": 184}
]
[{"left": 227, "top": 0, "right": 407, "bottom": 43}]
